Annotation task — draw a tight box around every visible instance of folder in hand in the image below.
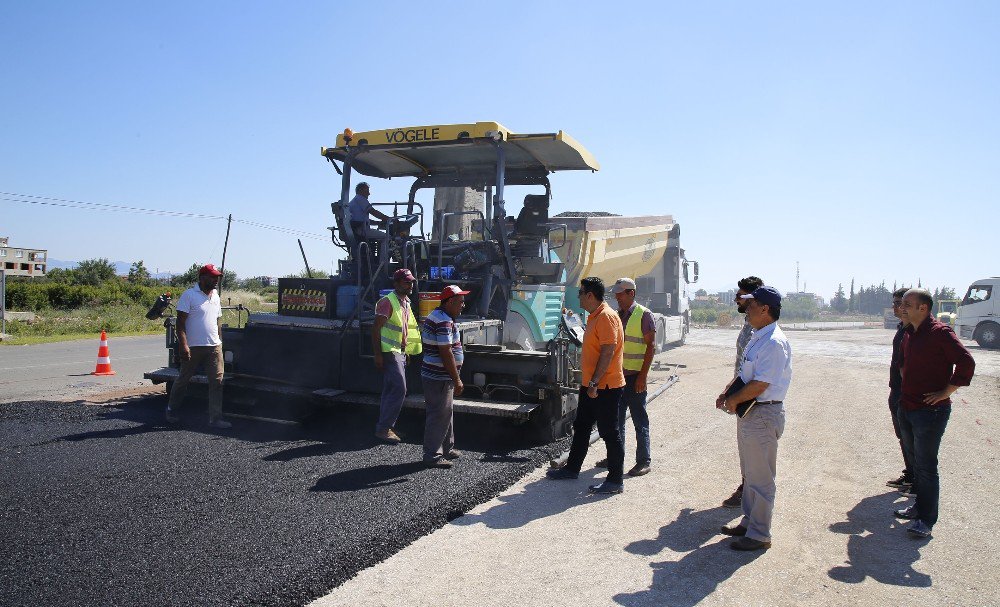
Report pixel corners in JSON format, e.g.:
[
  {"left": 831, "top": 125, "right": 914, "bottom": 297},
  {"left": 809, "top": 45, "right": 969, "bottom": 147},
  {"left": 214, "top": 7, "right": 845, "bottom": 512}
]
[{"left": 724, "top": 377, "right": 757, "bottom": 418}]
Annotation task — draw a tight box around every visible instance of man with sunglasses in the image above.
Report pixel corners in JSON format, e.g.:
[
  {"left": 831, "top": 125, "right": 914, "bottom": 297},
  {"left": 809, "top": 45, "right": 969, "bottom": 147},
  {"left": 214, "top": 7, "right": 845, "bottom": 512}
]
[
  {"left": 885, "top": 287, "right": 915, "bottom": 494},
  {"left": 722, "top": 276, "right": 764, "bottom": 508},
  {"left": 547, "top": 277, "right": 627, "bottom": 494},
  {"left": 718, "top": 285, "right": 791, "bottom": 551}
]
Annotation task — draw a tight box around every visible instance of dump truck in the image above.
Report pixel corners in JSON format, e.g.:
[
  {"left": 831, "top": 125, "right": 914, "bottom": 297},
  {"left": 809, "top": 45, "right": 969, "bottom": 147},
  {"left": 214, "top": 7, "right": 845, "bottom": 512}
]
[
  {"left": 502, "top": 212, "right": 697, "bottom": 351},
  {"left": 145, "top": 122, "right": 688, "bottom": 441}
]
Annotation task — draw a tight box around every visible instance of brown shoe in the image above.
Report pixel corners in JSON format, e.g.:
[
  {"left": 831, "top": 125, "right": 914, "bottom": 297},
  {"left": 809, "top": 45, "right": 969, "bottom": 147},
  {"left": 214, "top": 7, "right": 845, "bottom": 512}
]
[
  {"left": 720, "top": 524, "right": 747, "bottom": 537},
  {"left": 627, "top": 463, "right": 651, "bottom": 477},
  {"left": 425, "top": 458, "right": 453, "bottom": 469},
  {"left": 443, "top": 449, "right": 462, "bottom": 460},
  {"left": 722, "top": 487, "right": 743, "bottom": 508},
  {"left": 730, "top": 536, "right": 770, "bottom": 551},
  {"left": 375, "top": 429, "right": 402, "bottom": 444}
]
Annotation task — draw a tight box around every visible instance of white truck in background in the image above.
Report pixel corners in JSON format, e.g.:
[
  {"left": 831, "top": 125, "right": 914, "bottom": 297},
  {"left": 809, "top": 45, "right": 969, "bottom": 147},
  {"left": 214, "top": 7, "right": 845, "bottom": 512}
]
[{"left": 955, "top": 277, "right": 1000, "bottom": 349}]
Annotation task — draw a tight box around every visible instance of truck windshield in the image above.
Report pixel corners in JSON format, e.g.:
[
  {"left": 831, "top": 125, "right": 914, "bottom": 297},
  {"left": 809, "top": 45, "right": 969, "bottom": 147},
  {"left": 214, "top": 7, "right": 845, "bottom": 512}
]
[
  {"left": 962, "top": 285, "right": 992, "bottom": 306},
  {"left": 939, "top": 301, "right": 957, "bottom": 313}
]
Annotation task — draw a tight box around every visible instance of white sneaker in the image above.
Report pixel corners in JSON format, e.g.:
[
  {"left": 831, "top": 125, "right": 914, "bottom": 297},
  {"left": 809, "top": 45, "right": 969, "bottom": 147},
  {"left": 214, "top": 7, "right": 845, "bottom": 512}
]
[{"left": 208, "top": 418, "right": 232, "bottom": 429}]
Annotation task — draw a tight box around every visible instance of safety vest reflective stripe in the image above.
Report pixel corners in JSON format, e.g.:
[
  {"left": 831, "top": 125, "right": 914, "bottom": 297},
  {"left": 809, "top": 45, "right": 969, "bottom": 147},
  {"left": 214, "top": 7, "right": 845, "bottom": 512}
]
[
  {"left": 381, "top": 335, "right": 401, "bottom": 348},
  {"left": 623, "top": 303, "right": 649, "bottom": 371},
  {"left": 380, "top": 292, "right": 422, "bottom": 355}
]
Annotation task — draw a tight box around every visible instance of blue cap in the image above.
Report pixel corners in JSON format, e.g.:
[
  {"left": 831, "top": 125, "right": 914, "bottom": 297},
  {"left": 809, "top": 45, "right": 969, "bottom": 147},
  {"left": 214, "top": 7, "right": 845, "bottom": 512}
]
[{"left": 740, "top": 285, "right": 782, "bottom": 308}]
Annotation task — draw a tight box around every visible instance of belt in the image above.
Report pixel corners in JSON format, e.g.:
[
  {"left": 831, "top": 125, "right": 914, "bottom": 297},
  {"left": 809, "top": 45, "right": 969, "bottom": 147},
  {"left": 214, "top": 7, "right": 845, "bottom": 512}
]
[{"left": 756, "top": 400, "right": 783, "bottom": 405}]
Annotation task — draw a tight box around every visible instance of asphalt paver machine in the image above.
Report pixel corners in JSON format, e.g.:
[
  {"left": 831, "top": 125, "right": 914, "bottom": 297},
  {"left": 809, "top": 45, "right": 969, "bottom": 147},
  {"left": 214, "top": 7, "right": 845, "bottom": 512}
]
[{"left": 147, "top": 122, "right": 601, "bottom": 441}]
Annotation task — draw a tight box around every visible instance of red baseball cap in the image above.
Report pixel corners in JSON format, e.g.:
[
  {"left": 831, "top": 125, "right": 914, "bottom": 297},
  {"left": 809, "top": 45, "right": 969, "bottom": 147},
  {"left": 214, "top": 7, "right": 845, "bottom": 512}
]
[
  {"left": 198, "top": 263, "right": 223, "bottom": 277},
  {"left": 393, "top": 268, "right": 416, "bottom": 282},
  {"left": 440, "top": 285, "right": 470, "bottom": 299}
]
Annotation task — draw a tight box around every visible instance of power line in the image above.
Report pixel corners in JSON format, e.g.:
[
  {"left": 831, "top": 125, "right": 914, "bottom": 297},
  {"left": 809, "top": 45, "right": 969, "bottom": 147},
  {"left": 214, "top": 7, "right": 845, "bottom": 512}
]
[{"left": 0, "top": 191, "right": 330, "bottom": 241}]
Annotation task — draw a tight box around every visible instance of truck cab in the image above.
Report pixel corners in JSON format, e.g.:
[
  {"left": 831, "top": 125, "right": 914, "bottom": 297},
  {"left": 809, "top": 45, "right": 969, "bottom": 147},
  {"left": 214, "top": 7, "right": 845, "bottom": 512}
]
[
  {"left": 956, "top": 278, "right": 1000, "bottom": 349},
  {"left": 934, "top": 299, "right": 959, "bottom": 327}
]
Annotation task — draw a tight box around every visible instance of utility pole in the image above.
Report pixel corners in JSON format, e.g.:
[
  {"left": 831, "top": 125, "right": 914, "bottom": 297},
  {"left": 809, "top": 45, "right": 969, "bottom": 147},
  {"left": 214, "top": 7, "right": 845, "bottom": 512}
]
[
  {"left": 796, "top": 261, "right": 800, "bottom": 293},
  {"left": 220, "top": 213, "right": 233, "bottom": 296}
]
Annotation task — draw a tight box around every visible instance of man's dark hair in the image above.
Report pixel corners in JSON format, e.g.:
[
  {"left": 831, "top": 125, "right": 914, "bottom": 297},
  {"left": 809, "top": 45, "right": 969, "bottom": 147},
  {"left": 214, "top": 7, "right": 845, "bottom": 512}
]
[
  {"left": 892, "top": 287, "right": 908, "bottom": 298},
  {"left": 580, "top": 277, "right": 605, "bottom": 301},
  {"left": 738, "top": 276, "right": 764, "bottom": 292},
  {"left": 905, "top": 288, "right": 933, "bottom": 310},
  {"left": 355, "top": 182, "right": 369, "bottom": 194}
]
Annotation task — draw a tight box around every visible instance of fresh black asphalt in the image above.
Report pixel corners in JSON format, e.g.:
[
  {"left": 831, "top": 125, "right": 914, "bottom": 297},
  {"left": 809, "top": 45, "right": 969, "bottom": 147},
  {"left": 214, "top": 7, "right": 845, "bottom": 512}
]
[{"left": 0, "top": 395, "right": 569, "bottom": 606}]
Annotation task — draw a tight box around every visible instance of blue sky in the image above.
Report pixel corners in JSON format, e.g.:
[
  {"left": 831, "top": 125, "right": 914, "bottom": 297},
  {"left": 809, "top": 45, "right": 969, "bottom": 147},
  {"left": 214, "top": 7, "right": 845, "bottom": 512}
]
[{"left": 2, "top": 1, "right": 997, "bottom": 300}]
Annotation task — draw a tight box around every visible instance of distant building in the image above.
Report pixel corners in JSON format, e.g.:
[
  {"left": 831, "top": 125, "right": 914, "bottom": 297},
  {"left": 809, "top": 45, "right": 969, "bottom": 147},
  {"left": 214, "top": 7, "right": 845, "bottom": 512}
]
[
  {"left": 0, "top": 237, "right": 47, "bottom": 277},
  {"left": 252, "top": 276, "right": 278, "bottom": 287},
  {"left": 717, "top": 289, "right": 736, "bottom": 304},
  {"left": 786, "top": 291, "right": 825, "bottom": 307}
]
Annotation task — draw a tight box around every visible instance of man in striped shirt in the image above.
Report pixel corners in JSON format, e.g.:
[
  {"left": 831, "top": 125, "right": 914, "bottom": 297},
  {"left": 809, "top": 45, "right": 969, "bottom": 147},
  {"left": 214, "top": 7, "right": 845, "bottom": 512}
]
[{"left": 420, "top": 285, "right": 468, "bottom": 468}]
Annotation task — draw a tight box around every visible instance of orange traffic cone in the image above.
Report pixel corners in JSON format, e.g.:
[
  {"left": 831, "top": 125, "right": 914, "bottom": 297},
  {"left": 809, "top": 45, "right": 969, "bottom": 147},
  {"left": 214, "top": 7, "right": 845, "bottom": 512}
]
[{"left": 92, "top": 330, "right": 116, "bottom": 376}]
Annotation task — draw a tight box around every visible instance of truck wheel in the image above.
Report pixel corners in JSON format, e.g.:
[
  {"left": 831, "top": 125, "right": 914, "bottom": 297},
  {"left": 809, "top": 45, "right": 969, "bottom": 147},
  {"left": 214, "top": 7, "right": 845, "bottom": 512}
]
[{"left": 976, "top": 322, "right": 1000, "bottom": 349}]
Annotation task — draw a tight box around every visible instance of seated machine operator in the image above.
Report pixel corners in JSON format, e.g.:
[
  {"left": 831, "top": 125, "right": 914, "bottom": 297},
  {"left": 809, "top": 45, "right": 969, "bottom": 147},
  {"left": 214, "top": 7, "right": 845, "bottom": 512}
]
[{"left": 349, "top": 182, "right": 391, "bottom": 245}]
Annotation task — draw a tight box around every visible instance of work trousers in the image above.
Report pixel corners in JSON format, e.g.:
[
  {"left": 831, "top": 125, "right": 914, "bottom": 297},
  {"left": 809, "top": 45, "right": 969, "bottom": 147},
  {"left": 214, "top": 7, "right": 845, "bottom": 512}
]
[
  {"left": 566, "top": 386, "right": 625, "bottom": 484},
  {"left": 737, "top": 404, "right": 785, "bottom": 543},
  {"left": 376, "top": 352, "right": 407, "bottom": 433},
  {"left": 168, "top": 345, "right": 224, "bottom": 421},
  {"left": 422, "top": 377, "right": 456, "bottom": 462},
  {"left": 888, "top": 389, "right": 914, "bottom": 481},
  {"left": 618, "top": 374, "right": 651, "bottom": 466},
  {"left": 898, "top": 405, "right": 950, "bottom": 528}
]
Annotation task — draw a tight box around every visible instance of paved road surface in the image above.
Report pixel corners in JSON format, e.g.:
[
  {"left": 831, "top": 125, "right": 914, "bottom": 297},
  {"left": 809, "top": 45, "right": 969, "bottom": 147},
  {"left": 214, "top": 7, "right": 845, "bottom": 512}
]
[
  {"left": 314, "top": 328, "right": 999, "bottom": 607},
  {"left": 2, "top": 329, "right": 997, "bottom": 606},
  {"left": 0, "top": 335, "right": 165, "bottom": 403}
]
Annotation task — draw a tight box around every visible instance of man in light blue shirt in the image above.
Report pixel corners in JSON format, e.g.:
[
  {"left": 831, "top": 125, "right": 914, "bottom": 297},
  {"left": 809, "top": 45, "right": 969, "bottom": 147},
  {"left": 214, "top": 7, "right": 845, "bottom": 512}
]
[
  {"left": 348, "top": 182, "right": 390, "bottom": 243},
  {"left": 718, "top": 285, "right": 792, "bottom": 551}
]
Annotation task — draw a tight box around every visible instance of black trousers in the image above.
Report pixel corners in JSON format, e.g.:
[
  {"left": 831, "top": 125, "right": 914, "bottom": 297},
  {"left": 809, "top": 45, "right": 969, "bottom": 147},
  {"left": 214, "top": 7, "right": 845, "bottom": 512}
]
[
  {"left": 889, "top": 389, "right": 914, "bottom": 479},
  {"left": 566, "top": 386, "right": 625, "bottom": 484}
]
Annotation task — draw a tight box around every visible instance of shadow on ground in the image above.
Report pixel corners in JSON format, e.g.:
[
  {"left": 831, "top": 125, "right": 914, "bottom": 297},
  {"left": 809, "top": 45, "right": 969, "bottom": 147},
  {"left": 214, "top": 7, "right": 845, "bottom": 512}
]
[
  {"left": 614, "top": 506, "right": 763, "bottom": 607},
  {"left": 827, "top": 491, "right": 932, "bottom": 587},
  {"left": 450, "top": 467, "right": 618, "bottom": 530}
]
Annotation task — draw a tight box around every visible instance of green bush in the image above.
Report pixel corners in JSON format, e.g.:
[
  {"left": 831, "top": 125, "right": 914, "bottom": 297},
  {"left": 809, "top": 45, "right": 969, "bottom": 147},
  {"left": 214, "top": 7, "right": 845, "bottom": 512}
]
[
  {"left": 691, "top": 308, "right": 719, "bottom": 324},
  {"left": 5, "top": 280, "right": 168, "bottom": 311}
]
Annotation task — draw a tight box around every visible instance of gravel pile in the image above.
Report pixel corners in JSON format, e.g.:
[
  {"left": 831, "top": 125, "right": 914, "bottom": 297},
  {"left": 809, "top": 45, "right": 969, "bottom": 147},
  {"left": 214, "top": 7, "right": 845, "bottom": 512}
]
[{"left": 0, "top": 397, "right": 568, "bottom": 606}]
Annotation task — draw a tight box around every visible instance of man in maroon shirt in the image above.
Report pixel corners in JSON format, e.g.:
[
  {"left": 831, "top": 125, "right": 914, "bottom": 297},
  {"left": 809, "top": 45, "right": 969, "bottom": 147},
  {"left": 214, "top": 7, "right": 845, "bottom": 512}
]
[{"left": 894, "top": 288, "right": 975, "bottom": 538}]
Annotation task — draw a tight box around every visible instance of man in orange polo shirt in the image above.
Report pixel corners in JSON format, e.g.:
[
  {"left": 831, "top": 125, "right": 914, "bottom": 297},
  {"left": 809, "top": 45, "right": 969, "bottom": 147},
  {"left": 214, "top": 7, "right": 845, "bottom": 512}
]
[{"left": 547, "top": 277, "right": 627, "bottom": 494}]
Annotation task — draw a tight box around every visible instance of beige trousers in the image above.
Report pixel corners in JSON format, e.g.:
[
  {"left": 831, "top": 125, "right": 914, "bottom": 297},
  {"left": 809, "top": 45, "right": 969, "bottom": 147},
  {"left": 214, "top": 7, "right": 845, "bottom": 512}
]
[{"left": 168, "top": 345, "right": 224, "bottom": 420}]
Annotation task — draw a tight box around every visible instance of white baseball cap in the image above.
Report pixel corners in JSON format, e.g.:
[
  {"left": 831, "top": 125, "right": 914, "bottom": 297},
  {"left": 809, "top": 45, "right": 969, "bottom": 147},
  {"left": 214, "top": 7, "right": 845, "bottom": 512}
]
[{"left": 611, "top": 277, "right": 637, "bottom": 294}]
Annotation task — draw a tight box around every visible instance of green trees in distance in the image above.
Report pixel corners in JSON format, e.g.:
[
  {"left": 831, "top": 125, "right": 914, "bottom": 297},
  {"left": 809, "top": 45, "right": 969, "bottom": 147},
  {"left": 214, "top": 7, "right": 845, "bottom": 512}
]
[
  {"left": 128, "top": 260, "right": 151, "bottom": 285},
  {"left": 831, "top": 284, "right": 848, "bottom": 313},
  {"left": 74, "top": 258, "right": 117, "bottom": 285},
  {"left": 286, "top": 268, "right": 330, "bottom": 279},
  {"left": 169, "top": 263, "right": 237, "bottom": 289},
  {"left": 830, "top": 280, "right": 957, "bottom": 315}
]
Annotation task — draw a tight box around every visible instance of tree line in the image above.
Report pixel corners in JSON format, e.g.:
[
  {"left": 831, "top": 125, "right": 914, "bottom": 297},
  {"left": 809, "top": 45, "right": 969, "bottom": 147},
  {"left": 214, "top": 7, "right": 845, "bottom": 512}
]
[{"left": 829, "top": 279, "right": 957, "bottom": 315}]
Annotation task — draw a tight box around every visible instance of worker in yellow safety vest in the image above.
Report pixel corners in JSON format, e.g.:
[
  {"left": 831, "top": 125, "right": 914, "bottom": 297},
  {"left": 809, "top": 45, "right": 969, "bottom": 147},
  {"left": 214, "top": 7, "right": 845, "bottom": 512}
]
[
  {"left": 372, "top": 268, "right": 422, "bottom": 443},
  {"left": 610, "top": 277, "right": 656, "bottom": 477}
]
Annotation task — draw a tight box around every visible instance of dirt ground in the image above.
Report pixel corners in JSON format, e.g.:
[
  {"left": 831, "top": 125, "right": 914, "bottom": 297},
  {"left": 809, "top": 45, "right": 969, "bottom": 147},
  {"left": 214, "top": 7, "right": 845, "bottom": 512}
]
[{"left": 311, "top": 328, "right": 999, "bottom": 607}]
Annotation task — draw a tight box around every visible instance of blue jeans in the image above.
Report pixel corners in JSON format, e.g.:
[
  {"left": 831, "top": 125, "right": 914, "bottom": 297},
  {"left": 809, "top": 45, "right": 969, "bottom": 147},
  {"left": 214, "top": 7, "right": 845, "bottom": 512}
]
[
  {"left": 898, "top": 405, "right": 951, "bottom": 528},
  {"left": 618, "top": 374, "right": 651, "bottom": 466}
]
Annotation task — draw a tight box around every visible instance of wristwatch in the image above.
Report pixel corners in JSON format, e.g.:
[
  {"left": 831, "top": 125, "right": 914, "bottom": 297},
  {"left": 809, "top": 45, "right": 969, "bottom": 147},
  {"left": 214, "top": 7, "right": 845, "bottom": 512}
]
[{"left": 588, "top": 379, "right": 599, "bottom": 389}]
